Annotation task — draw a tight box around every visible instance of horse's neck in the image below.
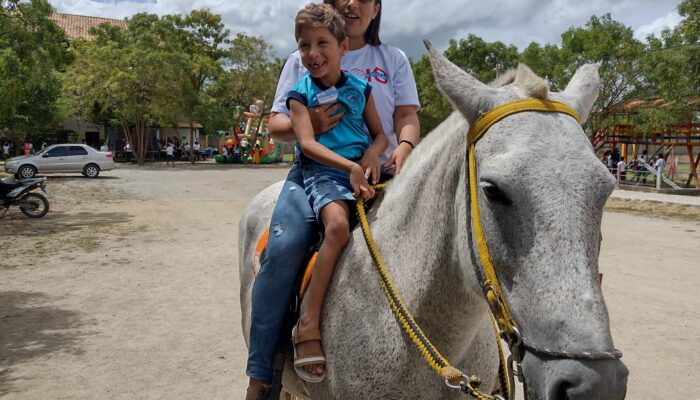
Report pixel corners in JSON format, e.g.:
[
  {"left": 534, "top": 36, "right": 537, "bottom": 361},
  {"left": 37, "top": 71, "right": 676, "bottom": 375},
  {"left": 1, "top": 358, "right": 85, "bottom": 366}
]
[{"left": 370, "top": 112, "right": 487, "bottom": 342}]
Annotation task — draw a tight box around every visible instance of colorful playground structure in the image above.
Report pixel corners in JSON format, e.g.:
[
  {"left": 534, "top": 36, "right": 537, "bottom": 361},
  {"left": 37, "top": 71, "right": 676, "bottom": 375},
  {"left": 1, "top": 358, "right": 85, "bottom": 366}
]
[{"left": 215, "top": 109, "right": 284, "bottom": 164}]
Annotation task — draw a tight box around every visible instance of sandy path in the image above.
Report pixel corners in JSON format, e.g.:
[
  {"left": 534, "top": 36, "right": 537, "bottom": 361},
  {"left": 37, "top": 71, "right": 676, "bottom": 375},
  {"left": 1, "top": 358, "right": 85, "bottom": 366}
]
[{"left": 1, "top": 164, "right": 698, "bottom": 399}]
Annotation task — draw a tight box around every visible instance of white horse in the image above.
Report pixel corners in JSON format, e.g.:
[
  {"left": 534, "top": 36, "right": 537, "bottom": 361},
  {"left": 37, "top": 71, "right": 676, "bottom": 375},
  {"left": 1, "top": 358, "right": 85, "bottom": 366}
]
[{"left": 239, "top": 42, "right": 628, "bottom": 399}]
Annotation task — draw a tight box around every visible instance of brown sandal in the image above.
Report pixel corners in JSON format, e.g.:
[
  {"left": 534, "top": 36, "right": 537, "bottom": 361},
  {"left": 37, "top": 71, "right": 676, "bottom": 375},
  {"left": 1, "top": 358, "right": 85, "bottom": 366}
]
[{"left": 291, "top": 324, "right": 326, "bottom": 383}]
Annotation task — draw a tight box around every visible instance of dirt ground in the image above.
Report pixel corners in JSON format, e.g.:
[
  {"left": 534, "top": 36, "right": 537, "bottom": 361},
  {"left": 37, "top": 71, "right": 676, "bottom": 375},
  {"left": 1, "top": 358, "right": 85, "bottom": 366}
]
[{"left": 1, "top": 163, "right": 698, "bottom": 400}]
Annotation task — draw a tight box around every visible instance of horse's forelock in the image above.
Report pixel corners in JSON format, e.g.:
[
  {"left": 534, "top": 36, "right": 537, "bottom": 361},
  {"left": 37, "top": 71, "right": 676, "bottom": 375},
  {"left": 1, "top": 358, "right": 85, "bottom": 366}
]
[{"left": 490, "top": 64, "right": 549, "bottom": 99}]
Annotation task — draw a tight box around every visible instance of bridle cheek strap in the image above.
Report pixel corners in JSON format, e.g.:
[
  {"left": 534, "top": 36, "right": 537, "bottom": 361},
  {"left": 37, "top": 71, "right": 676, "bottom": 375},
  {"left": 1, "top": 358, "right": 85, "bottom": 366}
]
[{"left": 467, "top": 99, "right": 581, "bottom": 338}]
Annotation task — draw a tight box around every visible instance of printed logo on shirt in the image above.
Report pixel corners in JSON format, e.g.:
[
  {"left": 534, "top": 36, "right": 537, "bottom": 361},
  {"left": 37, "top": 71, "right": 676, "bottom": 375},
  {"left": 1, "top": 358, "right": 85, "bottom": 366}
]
[
  {"left": 340, "top": 87, "right": 363, "bottom": 115},
  {"left": 346, "top": 67, "right": 389, "bottom": 85},
  {"left": 366, "top": 67, "right": 388, "bottom": 84},
  {"left": 344, "top": 88, "right": 362, "bottom": 105}
]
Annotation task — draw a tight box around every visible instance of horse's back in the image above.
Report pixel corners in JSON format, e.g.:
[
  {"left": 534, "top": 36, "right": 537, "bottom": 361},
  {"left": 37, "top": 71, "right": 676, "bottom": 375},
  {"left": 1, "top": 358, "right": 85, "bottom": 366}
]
[{"left": 239, "top": 180, "right": 284, "bottom": 344}]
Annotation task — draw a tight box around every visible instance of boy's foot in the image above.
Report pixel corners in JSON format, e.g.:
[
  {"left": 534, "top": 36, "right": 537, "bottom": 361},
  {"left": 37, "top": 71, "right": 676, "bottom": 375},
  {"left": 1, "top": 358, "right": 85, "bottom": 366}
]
[
  {"left": 245, "top": 379, "right": 270, "bottom": 400},
  {"left": 292, "top": 321, "right": 326, "bottom": 382}
]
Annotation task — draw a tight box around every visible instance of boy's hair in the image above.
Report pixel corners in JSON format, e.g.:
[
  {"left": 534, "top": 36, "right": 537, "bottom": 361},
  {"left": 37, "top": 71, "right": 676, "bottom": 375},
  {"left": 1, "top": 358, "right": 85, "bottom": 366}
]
[{"left": 295, "top": 3, "right": 346, "bottom": 43}]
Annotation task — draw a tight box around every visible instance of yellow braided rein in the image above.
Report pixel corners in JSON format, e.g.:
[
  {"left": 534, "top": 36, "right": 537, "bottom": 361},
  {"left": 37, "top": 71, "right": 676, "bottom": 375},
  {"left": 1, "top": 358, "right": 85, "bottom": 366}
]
[{"left": 356, "top": 185, "right": 499, "bottom": 399}]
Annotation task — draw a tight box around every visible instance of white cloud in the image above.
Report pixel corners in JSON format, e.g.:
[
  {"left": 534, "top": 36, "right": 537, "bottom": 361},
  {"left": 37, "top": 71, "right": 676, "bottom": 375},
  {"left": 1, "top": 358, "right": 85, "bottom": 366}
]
[
  {"left": 50, "top": 0, "right": 684, "bottom": 59},
  {"left": 634, "top": 11, "right": 682, "bottom": 40}
]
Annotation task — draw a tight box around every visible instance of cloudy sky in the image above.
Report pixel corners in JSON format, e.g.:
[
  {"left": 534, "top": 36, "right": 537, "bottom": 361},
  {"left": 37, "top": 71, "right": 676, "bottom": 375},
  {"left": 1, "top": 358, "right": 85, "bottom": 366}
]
[{"left": 51, "top": 0, "right": 683, "bottom": 59}]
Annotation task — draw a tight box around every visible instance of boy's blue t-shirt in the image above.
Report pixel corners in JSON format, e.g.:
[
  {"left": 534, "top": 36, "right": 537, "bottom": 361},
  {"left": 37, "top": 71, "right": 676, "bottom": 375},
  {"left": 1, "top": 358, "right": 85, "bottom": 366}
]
[{"left": 286, "top": 72, "right": 372, "bottom": 160}]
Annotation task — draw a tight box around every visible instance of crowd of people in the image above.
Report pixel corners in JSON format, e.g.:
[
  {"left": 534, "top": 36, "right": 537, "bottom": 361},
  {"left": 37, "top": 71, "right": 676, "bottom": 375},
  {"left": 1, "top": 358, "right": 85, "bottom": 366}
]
[
  {"left": 1, "top": 140, "right": 50, "bottom": 160},
  {"left": 602, "top": 147, "right": 667, "bottom": 184}
]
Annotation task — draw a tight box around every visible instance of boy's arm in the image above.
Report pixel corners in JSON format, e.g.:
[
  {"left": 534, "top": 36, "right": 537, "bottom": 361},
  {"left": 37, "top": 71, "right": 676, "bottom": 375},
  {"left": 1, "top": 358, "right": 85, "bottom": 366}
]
[
  {"left": 290, "top": 100, "right": 358, "bottom": 172},
  {"left": 290, "top": 99, "right": 374, "bottom": 199}
]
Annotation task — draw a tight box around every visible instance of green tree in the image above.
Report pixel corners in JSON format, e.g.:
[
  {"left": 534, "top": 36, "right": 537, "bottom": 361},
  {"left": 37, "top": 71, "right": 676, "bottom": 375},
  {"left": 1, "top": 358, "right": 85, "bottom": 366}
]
[
  {"left": 206, "top": 33, "right": 281, "bottom": 143},
  {"left": 413, "top": 35, "right": 520, "bottom": 135},
  {"left": 63, "top": 16, "right": 191, "bottom": 164},
  {"left": 558, "top": 14, "right": 645, "bottom": 133},
  {"left": 444, "top": 35, "right": 520, "bottom": 83},
  {"left": 639, "top": 0, "right": 700, "bottom": 127},
  {"left": 165, "top": 9, "right": 229, "bottom": 164},
  {"left": 0, "top": 0, "right": 71, "bottom": 150},
  {"left": 518, "top": 42, "right": 567, "bottom": 90}
]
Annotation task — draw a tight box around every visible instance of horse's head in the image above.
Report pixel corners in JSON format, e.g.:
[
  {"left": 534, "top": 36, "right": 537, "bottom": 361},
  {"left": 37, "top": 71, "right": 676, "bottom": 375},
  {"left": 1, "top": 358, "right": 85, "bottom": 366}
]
[{"left": 425, "top": 41, "right": 628, "bottom": 399}]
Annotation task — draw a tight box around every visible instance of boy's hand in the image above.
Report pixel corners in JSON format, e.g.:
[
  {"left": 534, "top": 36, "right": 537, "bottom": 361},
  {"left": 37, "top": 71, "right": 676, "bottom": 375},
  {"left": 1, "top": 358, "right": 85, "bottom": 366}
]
[
  {"left": 360, "top": 148, "right": 382, "bottom": 185},
  {"left": 348, "top": 163, "right": 375, "bottom": 201},
  {"left": 309, "top": 104, "right": 344, "bottom": 136}
]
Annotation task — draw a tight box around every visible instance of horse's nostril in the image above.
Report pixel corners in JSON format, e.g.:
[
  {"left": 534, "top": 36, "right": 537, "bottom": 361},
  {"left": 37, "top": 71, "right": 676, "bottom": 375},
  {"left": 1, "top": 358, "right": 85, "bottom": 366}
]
[{"left": 555, "top": 381, "right": 574, "bottom": 400}]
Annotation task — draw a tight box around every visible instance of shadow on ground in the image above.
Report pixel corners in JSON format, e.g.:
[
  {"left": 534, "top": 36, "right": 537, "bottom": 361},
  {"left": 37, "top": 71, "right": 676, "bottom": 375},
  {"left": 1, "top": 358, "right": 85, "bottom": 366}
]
[
  {"left": 35, "top": 175, "right": 121, "bottom": 181},
  {"left": 0, "top": 211, "right": 132, "bottom": 237},
  {"left": 116, "top": 162, "right": 290, "bottom": 172},
  {"left": 0, "top": 291, "right": 92, "bottom": 397}
]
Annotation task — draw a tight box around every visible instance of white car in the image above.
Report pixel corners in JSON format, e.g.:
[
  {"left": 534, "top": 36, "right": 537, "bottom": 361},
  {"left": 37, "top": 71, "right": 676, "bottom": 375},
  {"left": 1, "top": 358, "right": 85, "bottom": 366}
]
[{"left": 4, "top": 144, "right": 116, "bottom": 179}]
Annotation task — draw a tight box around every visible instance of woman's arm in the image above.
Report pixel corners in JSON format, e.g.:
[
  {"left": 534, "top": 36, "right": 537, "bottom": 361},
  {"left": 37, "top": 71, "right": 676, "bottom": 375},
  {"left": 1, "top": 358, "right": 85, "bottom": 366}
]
[
  {"left": 383, "top": 105, "right": 420, "bottom": 174},
  {"left": 268, "top": 112, "right": 296, "bottom": 143},
  {"left": 361, "top": 94, "right": 389, "bottom": 182},
  {"left": 269, "top": 105, "right": 345, "bottom": 143}
]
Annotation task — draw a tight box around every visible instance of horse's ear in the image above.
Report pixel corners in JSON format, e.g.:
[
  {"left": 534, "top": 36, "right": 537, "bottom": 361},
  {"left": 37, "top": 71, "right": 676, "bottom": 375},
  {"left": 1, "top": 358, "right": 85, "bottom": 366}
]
[
  {"left": 555, "top": 64, "right": 600, "bottom": 125},
  {"left": 424, "top": 39, "right": 499, "bottom": 124}
]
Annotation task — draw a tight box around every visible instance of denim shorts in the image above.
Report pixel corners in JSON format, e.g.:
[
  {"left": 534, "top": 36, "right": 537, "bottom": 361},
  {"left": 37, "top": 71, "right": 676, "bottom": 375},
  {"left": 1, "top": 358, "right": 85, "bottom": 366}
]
[{"left": 302, "top": 161, "right": 356, "bottom": 221}]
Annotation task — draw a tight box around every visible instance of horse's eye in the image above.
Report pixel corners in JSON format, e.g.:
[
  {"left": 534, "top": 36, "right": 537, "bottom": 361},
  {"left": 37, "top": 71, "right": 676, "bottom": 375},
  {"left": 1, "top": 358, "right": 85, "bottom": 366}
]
[{"left": 480, "top": 180, "right": 511, "bottom": 205}]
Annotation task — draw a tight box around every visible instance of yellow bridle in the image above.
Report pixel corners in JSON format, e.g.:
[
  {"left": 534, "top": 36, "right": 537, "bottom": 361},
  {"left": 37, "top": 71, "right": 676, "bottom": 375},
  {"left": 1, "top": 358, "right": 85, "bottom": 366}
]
[
  {"left": 357, "top": 98, "right": 581, "bottom": 400},
  {"left": 467, "top": 99, "right": 580, "bottom": 339}
]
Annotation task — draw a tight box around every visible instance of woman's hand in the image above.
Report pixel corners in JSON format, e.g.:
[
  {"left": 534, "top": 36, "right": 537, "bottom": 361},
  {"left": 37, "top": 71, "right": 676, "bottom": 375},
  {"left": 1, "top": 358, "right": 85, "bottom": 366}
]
[
  {"left": 348, "top": 163, "right": 375, "bottom": 201},
  {"left": 309, "top": 104, "right": 345, "bottom": 136},
  {"left": 359, "top": 148, "right": 382, "bottom": 185},
  {"left": 383, "top": 141, "right": 413, "bottom": 175}
]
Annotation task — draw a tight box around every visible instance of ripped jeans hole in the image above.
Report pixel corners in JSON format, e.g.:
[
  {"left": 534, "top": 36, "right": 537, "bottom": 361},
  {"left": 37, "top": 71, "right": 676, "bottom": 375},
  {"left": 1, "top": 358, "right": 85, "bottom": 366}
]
[
  {"left": 272, "top": 224, "right": 284, "bottom": 236},
  {"left": 289, "top": 186, "right": 297, "bottom": 192}
]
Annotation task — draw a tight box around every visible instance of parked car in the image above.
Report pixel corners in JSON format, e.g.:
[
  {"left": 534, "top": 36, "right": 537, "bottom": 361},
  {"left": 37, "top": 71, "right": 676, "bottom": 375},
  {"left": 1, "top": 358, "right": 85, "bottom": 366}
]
[{"left": 4, "top": 144, "right": 116, "bottom": 179}]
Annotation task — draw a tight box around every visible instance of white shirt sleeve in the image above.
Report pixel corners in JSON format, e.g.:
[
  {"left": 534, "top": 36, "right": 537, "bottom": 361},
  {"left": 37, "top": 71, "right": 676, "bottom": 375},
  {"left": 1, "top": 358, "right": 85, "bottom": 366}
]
[
  {"left": 391, "top": 48, "right": 420, "bottom": 110},
  {"left": 271, "top": 51, "right": 305, "bottom": 116}
]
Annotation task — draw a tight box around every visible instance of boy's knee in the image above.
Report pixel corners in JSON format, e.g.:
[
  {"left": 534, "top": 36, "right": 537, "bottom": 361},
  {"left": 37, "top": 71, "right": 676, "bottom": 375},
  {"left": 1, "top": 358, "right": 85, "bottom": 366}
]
[{"left": 324, "top": 217, "right": 349, "bottom": 246}]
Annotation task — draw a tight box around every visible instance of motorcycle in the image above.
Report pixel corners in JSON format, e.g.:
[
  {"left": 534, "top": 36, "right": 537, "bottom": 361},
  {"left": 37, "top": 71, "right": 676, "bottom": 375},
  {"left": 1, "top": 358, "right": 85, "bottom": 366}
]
[{"left": 0, "top": 177, "right": 50, "bottom": 218}]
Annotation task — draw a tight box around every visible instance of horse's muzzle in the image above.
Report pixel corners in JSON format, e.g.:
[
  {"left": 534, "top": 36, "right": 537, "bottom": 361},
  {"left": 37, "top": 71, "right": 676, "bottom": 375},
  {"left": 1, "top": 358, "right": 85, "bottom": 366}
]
[{"left": 521, "top": 353, "right": 628, "bottom": 400}]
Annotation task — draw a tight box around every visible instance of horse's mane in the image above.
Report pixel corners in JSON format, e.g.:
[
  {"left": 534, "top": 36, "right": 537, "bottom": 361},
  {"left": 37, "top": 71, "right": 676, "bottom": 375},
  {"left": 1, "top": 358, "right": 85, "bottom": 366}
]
[{"left": 490, "top": 64, "right": 549, "bottom": 99}]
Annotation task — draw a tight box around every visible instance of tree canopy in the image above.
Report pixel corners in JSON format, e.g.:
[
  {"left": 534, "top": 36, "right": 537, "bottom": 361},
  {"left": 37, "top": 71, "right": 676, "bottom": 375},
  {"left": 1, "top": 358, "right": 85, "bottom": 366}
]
[
  {"left": 59, "top": 10, "right": 279, "bottom": 163},
  {"left": 0, "top": 0, "right": 71, "bottom": 142},
  {"left": 413, "top": 3, "right": 699, "bottom": 136},
  {"left": 2, "top": 0, "right": 698, "bottom": 150}
]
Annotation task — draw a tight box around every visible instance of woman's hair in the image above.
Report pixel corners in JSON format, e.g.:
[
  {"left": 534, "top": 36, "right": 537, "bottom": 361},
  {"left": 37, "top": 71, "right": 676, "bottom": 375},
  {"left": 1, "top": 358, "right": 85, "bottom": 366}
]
[
  {"left": 295, "top": 3, "right": 346, "bottom": 43},
  {"left": 323, "top": 0, "right": 382, "bottom": 46}
]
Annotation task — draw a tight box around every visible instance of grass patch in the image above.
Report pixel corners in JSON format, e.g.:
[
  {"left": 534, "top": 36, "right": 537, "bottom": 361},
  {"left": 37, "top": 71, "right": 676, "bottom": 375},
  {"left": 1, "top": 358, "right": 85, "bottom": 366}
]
[{"left": 605, "top": 198, "right": 700, "bottom": 221}]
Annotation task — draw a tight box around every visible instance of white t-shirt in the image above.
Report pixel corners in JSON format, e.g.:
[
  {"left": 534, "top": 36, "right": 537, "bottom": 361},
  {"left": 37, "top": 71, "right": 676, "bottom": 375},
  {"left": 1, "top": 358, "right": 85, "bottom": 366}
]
[
  {"left": 617, "top": 160, "right": 626, "bottom": 173},
  {"left": 222, "top": 147, "right": 228, "bottom": 156},
  {"left": 272, "top": 44, "right": 420, "bottom": 163},
  {"left": 184, "top": 144, "right": 191, "bottom": 152},
  {"left": 655, "top": 158, "right": 665, "bottom": 172},
  {"left": 194, "top": 143, "right": 201, "bottom": 151},
  {"left": 166, "top": 144, "right": 174, "bottom": 156}
]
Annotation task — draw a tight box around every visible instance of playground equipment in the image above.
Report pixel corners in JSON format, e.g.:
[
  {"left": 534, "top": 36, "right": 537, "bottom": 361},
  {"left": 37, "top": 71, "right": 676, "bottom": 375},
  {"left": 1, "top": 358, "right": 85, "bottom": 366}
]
[
  {"left": 592, "top": 121, "right": 700, "bottom": 189},
  {"left": 215, "top": 108, "right": 284, "bottom": 164}
]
